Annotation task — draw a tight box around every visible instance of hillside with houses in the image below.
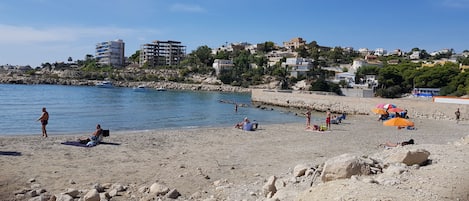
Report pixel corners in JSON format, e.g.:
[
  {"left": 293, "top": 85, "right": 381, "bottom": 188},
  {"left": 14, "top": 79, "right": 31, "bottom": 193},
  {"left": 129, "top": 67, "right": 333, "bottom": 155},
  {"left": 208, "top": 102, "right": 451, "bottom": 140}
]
[{"left": 1, "top": 37, "right": 469, "bottom": 98}]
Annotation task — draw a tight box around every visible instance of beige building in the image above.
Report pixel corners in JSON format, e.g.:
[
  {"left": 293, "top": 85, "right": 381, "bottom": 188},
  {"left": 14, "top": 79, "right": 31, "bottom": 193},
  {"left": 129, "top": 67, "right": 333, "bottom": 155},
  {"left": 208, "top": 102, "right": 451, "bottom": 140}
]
[
  {"left": 283, "top": 37, "right": 306, "bottom": 50},
  {"left": 139, "top": 40, "right": 186, "bottom": 67}
]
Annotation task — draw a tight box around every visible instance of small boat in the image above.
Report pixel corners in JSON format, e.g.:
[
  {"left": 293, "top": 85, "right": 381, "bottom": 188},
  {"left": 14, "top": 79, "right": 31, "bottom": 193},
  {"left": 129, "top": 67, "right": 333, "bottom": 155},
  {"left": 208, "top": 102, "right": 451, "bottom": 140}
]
[
  {"left": 156, "top": 87, "right": 166, "bottom": 91},
  {"left": 133, "top": 84, "right": 148, "bottom": 91},
  {"left": 96, "top": 80, "right": 113, "bottom": 88}
]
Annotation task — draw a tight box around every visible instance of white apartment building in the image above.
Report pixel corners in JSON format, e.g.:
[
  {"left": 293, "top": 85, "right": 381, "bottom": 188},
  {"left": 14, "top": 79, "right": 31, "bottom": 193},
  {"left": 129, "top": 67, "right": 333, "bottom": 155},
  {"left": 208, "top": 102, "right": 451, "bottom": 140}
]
[
  {"left": 373, "top": 48, "right": 387, "bottom": 56},
  {"left": 95, "top": 39, "right": 125, "bottom": 67},
  {"left": 282, "top": 57, "right": 313, "bottom": 78},
  {"left": 410, "top": 51, "right": 421, "bottom": 60},
  {"left": 266, "top": 50, "right": 296, "bottom": 66},
  {"left": 212, "top": 59, "right": 234, "bottom": 76},
  {"left": 139, "top": 40, "right": 186, "bottom": 67}
]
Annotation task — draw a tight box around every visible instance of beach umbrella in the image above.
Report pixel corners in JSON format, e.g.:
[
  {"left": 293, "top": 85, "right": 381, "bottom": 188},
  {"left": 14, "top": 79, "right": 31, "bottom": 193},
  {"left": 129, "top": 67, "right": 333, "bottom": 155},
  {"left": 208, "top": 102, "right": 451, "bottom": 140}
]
[
  {"left": 388, "top": 107, "right": 404, "bottom": 113},
  {"left": 372, "top": 108, "right": 388, "bottom": 115},
  {"left": 376, "top": 103, "right": 386, "bottom": 108},
  {"left": 383, "top": 117, "right": 415, "bottom": 142},
  {"left": 383, "top": 117, "right": 414, "bottom": 127},
  {"left": 383, "top": 104, "right": 396, "bottom": 109}
]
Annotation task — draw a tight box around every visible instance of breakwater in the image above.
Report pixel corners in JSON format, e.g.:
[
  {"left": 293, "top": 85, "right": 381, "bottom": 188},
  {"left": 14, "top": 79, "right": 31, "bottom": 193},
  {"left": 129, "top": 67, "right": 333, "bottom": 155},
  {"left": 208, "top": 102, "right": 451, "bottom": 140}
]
[{"left": 251, "top": 89, "right": 468, "bottom": 121}]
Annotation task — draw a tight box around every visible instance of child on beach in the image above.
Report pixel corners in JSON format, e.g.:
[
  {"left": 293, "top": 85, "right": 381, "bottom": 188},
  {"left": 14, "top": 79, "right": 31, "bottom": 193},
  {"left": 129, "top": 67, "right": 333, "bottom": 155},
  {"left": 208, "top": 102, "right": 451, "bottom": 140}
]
[{"left": 304, "top": 109, "right": 311, "bottom": 128}]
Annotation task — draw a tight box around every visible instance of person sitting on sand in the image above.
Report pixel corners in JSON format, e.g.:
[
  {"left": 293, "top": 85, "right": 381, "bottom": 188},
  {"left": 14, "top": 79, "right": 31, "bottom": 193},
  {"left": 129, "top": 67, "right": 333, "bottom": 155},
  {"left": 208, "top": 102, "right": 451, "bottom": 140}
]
[
  {"left": 379, "top": 139, "right": 414, "bottom": 148},
  {"left": 331, "top": 115, "right": 342, "bottom": 124},
  {"left": 306, "top": 124, "right": 328, "bottom": 132},
  {"left": 235, "top": 117, "right": 258, "bottom": 131},
  {"left": 78, "top": 124, "right": 103, "bottom": 146}
]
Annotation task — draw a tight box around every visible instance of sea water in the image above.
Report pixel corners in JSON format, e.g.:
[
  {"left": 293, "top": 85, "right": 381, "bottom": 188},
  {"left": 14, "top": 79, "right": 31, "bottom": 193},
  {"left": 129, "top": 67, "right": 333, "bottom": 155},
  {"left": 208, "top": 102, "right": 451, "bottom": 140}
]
[{"left": 0, "top": 84, "right": 305, "bottom": 136}]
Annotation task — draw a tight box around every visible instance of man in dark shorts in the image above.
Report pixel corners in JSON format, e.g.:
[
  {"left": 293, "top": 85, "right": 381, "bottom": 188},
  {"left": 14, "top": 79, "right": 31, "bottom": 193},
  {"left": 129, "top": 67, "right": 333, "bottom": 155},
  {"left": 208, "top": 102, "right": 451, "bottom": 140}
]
[
  {"left": 455, "top": 108, "right": 460, "bottom": 124},
  {"left": 37, "top": 107, "right": 49, "bottom": 137}
]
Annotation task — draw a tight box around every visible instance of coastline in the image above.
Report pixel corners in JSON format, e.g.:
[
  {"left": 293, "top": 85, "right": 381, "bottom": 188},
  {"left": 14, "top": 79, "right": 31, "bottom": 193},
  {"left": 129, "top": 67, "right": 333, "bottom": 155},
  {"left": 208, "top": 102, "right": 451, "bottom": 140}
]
[{"left": 1, "top": 115, "right": 468, "bottom": 200}]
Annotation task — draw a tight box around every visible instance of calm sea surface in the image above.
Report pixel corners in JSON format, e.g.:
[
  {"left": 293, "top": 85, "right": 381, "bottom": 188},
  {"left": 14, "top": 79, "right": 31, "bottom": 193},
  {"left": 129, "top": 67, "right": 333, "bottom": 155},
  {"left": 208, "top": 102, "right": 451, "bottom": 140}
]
[{"left": 0, "top": 84, "right": 306, "bottom": 136}]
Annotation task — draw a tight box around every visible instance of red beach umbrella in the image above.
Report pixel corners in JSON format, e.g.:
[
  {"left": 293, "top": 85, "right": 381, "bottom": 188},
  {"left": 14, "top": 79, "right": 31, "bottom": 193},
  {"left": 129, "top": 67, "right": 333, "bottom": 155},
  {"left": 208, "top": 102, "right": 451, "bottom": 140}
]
[
  {"left": 376, "top": 103, "right": 386, "bottom": 108},
  {"left": 383, "top": 104, "right": 396, "bottom": 109},
  {"left": 388, "top": 107, "right": 404, "bottom": 113}
]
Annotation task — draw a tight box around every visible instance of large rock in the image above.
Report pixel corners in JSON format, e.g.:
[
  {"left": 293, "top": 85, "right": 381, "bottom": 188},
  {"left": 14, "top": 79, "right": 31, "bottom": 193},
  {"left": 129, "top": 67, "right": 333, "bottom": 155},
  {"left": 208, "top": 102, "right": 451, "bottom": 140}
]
[
  {"left": 262, "top": 176, "right": 277, "bottom": 198},
  {"left": 166, "top": 189, "right": 181, "bottom": 199},
  {"left": 55, "top": 194, "right": 74, "bottom": 201},
  {"left": 63, "top": 188, "right": 79, "bottom": 198},
  {"left": 83, "top": 189, "right": 100, "bottom": 201},
  {"left": 149, "top": 183, "right": 170, "bottom": 196},
  {"left": 320, "top": 153, "right": 370, "bottom": 182},
  {"left": 293, "top": 164, "right": 309, "bottom": 177},
  {"left": 384, "top": 149, "right": 430, "bottom": 166}
]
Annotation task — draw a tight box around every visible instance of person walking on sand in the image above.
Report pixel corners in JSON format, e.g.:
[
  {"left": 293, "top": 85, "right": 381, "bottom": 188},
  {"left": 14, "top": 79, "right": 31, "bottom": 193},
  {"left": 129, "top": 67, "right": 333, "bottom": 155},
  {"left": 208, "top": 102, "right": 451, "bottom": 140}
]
[
  {"left": 455, "top": 108, "right": 460, "bottom": 124},
  {"left": 326, "top": 108, "right": 331, "bottom": 130},
  {"left": 304, "top": 108, "right": 311, "bottom": 128},
  {"left": 37, "top": 107, "right": 49, "bottom": 137}
]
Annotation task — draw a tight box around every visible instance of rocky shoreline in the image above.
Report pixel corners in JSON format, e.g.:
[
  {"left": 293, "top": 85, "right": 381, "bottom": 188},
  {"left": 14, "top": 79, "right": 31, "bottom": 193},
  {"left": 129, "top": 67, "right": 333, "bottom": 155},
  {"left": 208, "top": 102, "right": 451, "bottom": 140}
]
[{"left": 0, "top": 75, "right": 252, "bottom": 93}]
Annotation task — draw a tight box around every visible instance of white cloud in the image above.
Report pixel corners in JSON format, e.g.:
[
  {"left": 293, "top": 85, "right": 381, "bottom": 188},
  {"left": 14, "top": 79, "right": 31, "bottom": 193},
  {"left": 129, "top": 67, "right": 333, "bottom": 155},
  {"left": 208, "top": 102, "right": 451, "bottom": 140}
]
[
  {"left": 0, "top": 24, "right": 164, "bottom": 66},
  {"left": 0, "top": 24, "right": 144, "bottom": 44},
  {"left": 441, "top": 0, "right": 469, "bottom": 8},
  {"left": 170, "top": 3, "right": 205, "bottom": 13}
]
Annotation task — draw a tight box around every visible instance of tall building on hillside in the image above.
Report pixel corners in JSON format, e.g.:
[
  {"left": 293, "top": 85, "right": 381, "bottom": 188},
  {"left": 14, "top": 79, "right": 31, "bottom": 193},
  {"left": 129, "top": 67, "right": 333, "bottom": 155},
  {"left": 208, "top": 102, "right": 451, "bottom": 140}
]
[
  {"left": 139, "top": 40, "right": 186, "bottom": 67},
  {"left": 95, "top": 39, "right": 125, "bottom": 67},
  {"left": 283, "top": 37, "right": 306, "bottom": 50}
]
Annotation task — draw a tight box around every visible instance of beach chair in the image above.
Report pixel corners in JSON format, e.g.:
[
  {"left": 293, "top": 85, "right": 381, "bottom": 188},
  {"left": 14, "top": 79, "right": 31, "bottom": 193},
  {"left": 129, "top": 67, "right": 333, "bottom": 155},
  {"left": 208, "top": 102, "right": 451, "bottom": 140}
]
[{"left": 98, "top": 129, "right": 110, "bottom": 142}]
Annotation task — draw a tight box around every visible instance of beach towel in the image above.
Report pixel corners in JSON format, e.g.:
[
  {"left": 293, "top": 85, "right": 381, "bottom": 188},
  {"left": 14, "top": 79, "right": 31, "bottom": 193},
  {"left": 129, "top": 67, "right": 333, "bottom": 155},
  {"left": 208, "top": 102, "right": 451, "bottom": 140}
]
[
  {"left": 60, "top": 141, "right": 121, "bottom": 147},
  {"left": 61, "top": 141, "right": 91, "bottom": 147}
]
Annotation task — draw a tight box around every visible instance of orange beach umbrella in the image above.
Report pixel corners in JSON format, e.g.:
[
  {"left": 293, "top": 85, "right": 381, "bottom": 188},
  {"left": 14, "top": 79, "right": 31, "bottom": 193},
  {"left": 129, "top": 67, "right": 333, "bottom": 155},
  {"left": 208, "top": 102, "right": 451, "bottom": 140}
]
[
  {"left": 383, "top": 117, "right": 414, "bottom": 127},
  {"left": 372, "top": 108, "right": 388, "bottom": 115}
]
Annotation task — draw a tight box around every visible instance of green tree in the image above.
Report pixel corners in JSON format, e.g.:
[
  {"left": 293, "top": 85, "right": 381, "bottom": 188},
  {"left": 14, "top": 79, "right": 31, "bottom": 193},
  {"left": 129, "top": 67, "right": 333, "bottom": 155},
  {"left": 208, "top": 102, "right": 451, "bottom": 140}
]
[
  {"left": 309, "top": 77, "right": 342, "bottom": 95},
  {"left": 295, "top": 45, "right": 309, "bottom": 58},
  {"left": 355, "top": 66, "right": 379, "bottom": 84},
  {"left": 129, "top": 50, "right": 140, "bottom": 64},
  {"left": 257, "top": 41, "right": 276, "bottom": 53},
  {"left": 194, "top": 45, "right": 214, "bottom": 67},
  {"left": 378, "top": 66, "right": 403, "bottom": 89},
  {"left": 214, "top": 50, "right": 230, "bottom": 60},
  {"left": 414, "top": 64, "right": 459, "bottom": 88}
]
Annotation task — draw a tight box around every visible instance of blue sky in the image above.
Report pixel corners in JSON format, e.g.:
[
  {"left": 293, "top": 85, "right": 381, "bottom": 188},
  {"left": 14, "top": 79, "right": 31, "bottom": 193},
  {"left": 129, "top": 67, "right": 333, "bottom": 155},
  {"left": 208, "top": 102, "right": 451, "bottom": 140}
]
[{"left": 1, "top": 0, "right": 468, "bottom": 67}]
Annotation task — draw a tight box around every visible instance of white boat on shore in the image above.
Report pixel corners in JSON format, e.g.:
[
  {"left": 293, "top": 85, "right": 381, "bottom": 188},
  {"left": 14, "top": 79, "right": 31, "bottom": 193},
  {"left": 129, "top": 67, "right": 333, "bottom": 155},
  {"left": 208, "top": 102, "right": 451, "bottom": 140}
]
[
  {"left": 96, "top": 80, "right": 113, "bottom": 88},
  {"left": 133, "top": 84, "right": 148, "bottom": 91},
  {"left": 156, "top": 87, "right": 166, "bottom": 91}
]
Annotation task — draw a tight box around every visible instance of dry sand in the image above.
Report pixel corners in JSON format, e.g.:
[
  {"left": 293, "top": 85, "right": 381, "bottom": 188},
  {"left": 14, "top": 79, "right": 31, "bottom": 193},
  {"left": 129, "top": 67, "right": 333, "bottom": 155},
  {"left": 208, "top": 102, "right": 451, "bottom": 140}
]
[{"left": 1, "top": 114, "right": 468, "bottom": 201}]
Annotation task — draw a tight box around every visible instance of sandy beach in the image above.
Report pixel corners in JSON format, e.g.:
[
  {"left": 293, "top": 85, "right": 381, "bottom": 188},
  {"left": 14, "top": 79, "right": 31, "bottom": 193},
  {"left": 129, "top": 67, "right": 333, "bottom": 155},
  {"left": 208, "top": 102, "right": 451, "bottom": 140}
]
[{"left": 1, "top": 114, "right": 468, "bottom": 201}]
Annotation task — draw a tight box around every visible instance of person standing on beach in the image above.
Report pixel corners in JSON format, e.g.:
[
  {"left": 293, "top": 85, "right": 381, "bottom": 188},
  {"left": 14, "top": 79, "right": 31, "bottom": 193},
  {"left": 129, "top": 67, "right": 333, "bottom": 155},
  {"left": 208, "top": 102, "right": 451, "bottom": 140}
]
[
  {"left": 326, "top": 108, "right": 331, "bottom": 130},
  {"left": 37, "top": 107, "right": 49, "bottom": 137},
  {"left": 304, "top": 108, "right": 311, "bottom": 128},
  {"left": 455, "top": 108, "right": 460, "bottom": 124}
]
